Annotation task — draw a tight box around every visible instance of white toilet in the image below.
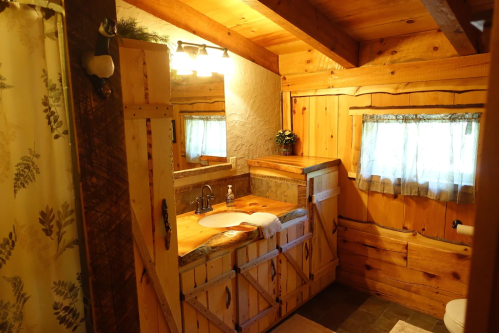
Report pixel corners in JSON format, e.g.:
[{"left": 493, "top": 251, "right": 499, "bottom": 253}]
[{"left": 444, "top": 299, "right": 467, "bottom": 333}]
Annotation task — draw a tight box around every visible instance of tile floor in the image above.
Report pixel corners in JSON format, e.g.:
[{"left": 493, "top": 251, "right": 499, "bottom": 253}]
[{"left": 273, "top": 283, "right": 450, "bottom": 333}]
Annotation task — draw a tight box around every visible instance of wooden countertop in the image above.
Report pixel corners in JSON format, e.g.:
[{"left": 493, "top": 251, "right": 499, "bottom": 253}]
[
  {"left": 177, "top": 195, "right": 306, "bottom": 266},
  {"left": 247, "top": 155, "right": 340, "bottom": 174}
]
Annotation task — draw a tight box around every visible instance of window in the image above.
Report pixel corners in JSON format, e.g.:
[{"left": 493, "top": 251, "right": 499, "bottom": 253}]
[
  {"left": 356, "top": 113, "right": 481, "bottom": 203},
  {"left": 184, "top": 115, "right": 226, "bottom": 164}
]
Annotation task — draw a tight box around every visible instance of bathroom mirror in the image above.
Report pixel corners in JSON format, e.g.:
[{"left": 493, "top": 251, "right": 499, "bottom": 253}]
[{"left": 171, "top": 55, "right": 227, "bottom": 172}]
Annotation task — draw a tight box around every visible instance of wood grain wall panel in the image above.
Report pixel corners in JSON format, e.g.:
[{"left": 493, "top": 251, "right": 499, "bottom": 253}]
[
  {"left": 292, "top": 97, "right": 310, "bottom": 156},
  {"left": 372, "top": 93, "right": 410, "bottom": 107},
  {"left": 282, "top": 92, "right": 292, "bottom": 130},
  {"left": 309, "top": 96, "right": 338, "bottom": 158},
  {"left": 403, "top": 197, "right": 447, "bottom": 238},
  {"left": 445, "top": 202, "right": 476, "bottom": 245},
  {"left": 410, "top": 91, "right": 455, "bottom": 105},
  {"left": 65, "top": 0, "right": 140, "bottom": 331},
  {"left": 367, "top": 193, "right": 405, "bottom": 229},
  {"left": 279, "top": 50, "right": 344, "bottom": 76}
]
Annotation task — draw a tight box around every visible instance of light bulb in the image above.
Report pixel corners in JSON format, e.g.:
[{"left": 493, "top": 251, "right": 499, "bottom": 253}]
[
  {"left": 217, "top": 49, "right": 233, "bottom": 75},
  {"left": 172, "top": 42, "right": 193, "bottom": 71},
  {"left": 195, "top": 46, "right": 211, "bottom": 74}
]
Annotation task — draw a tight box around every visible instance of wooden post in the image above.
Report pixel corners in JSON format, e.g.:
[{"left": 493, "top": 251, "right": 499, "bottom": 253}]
[{"left": 63, "top": 0, "right": 140, "bottom": 332}]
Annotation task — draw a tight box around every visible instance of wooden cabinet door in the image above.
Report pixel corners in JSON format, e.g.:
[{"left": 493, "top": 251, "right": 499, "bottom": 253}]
[
  {"left": 180, "top": 253, "right": 236, "bottom": 333},
  {"left": 309, "top": 170, "right": 340, "bottom": 296},
  {"left": 236, "top": 237, "right": 279, "bottom": 333},
  {"left": 276, "top": 220, "right": 312, "bottom": 317}
]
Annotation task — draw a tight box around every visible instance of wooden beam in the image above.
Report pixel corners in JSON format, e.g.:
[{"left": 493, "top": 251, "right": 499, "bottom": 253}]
[
  {"left": 282, "top": 53, "right": 490, "bottom": 92},
  {"left": 125, "top": 0, "right": 279, "bottom": 74},
  {"left": 132, "top": 211, "right": 180, "bottom": 333},
  {"left": 242, "top": 0, "right": 358, "bottom": 68},
  {"left": 419, "top": 0, "right": 479, "bottom": 55},
  {"left": 349, "top": 105, "right": 485, "bottom": 116}
]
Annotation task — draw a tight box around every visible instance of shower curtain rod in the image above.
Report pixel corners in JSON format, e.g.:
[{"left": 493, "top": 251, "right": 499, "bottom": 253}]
[{"left": 6, "top": 0, "right": 64, "bottom": 14}]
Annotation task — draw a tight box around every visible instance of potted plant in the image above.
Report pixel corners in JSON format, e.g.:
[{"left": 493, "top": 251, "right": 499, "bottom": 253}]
[{"left": 275, "top": 130, "right": 297, "bottom": 156}]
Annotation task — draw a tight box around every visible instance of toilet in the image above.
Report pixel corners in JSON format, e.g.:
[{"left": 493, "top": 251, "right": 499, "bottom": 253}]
[{"left": 444, "top": 299, "right": 467, "bottom": 333}]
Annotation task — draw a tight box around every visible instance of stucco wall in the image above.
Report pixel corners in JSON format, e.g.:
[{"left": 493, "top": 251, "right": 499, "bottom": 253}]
[{"left": 116, "top": 0, "right": 281, "bottom": 174}]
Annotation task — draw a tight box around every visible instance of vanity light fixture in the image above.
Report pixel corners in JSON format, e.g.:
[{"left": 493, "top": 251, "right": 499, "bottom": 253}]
[{"left": 172, "top": 40, "right": 233, "bottom": 76}]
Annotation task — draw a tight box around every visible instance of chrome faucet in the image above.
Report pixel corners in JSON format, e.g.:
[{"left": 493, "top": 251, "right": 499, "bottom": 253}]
[{"left": 195, "top": 184, "right": 215, "bottom": 214}]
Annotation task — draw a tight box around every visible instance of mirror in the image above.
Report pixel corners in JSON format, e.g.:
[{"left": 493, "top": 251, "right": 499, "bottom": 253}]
[{"left": 171, "top": 59, "right": 226, "bottom": 172}]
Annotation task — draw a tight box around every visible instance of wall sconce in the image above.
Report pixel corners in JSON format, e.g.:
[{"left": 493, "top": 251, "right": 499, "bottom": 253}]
[
  {"left": 171, "top": 41, "right": 233, "bottom": 76},
  {"left": 81, "top": 18, "right": 117, "bottom": 99}
]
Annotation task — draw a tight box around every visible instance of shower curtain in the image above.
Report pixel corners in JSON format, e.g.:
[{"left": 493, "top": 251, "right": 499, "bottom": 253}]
[{"left": 0, "top": 3, "right": 85, "bottom": 333}]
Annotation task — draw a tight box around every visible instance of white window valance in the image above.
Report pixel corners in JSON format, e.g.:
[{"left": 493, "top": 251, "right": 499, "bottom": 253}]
[
  {"left": 356, "top": 113, "right": 481, "bottom": 203},
  {"left": 184, "top": 115, "right": 227, "bottom": 164}
]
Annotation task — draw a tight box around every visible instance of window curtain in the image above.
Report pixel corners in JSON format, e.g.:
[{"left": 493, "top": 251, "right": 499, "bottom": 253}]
[
  {"left": 184, "top": 115, "right": 226, "bottom": 164},
  {"left": 356, "top": 113, "right": 481, "bottom": 204},
  {"left": 0, "top": 3, "right": 86, "bottom": 332}
]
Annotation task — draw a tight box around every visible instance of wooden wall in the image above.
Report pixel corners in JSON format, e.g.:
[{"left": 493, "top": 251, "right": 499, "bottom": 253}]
[{"left": 282, "top": 49, "right": 489, "bottom": 318}]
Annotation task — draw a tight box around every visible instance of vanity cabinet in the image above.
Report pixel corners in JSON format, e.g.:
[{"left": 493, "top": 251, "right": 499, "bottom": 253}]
[
  {"left": 235, "top": 237, "right": 279, "bottom": 333},
  {"left": 276, "top": 219, "right": 312, "bottom": 317},
  {"left": 180, "top": 253, "right": 237, "bottom": 333}
]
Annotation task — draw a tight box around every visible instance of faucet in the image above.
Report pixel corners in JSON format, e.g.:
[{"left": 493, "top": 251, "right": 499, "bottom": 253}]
[{"left": 195, "top": 184, "right": 215, "bottom": 214}]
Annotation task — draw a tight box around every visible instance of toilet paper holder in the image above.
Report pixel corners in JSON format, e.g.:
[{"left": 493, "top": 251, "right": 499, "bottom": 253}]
[
  {"left": 452, "top": 220, "right": 474, "bottom": 236},
  {"left": 452, "top": 220, "right": 463, "bottom": 229}
]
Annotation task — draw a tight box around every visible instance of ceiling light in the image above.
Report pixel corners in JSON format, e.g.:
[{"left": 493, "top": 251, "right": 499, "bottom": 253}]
[
  {"left": 195, "top": 46, "right": 212, "bottom": 77},
  {"left": 217, "top": 49, "right": 233, "bottom": 75},
  {"left": 172, "top": 42, "right": 193, "bottom": 72}
]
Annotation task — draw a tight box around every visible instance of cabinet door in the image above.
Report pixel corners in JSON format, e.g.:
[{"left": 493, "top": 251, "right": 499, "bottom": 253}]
[
  {"left": 180, "top": 253, "right": 236, "bottom": 333},
  {"left": 309, "top": 170, "right": 340, "bottom": 296},
  {"left": 277, "top": 221, "right": 312, "bottom": 317},
  {"left": 236, "top": 237, "right": 279, "bottom": 333}
]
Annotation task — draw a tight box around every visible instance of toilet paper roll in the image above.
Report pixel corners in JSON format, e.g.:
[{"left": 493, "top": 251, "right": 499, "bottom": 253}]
[{"left": 457, "top": 225, "right": 474, "bottom": 236}]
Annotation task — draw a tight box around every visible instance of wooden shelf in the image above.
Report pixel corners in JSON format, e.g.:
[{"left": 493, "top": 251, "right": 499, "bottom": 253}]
[{"left": 247, "top": 155, "right": 340, "bottom": 174}]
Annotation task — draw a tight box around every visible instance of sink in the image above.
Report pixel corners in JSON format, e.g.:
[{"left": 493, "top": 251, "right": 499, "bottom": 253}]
[{"left": 198, "top": 212, "right": 252, "bottom": 228}]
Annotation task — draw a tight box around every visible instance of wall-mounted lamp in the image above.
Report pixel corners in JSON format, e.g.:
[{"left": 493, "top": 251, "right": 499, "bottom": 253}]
[{"left": 171, "top": 41, "right": 233, "bottom": 76}]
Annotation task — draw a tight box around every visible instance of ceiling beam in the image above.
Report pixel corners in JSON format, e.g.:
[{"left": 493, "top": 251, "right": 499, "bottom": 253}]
[
  {"left": 419, "top": 0, "right": 480, "bottom": 55},
  {"left": 241, "top": 0, "right": 359, "bottom": 68},
  {"left": 125, "top": 0, "right": 279, "bottom": 74}
]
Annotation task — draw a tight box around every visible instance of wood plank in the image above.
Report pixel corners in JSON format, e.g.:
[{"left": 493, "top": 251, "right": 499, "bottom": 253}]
[
  {"left": 282, "top": 92, "right": 292, "bottom": 130},
  {"left": 237, "top": 249, "right": 280, "bottom": 274},
  {"left": 308, "top": 96, "right": 339, "bottom": 158},
  {"left": 312, "top": 188, "right": 340, "bottom": 204},
  {"left": 279, "top": 233, "right": 312, "bottom": 253},
  {"left": 292, "top": 97, "right": 309, "bottom": 157},
  {"left": 247, "top": 243, "right": 259, "bottom": 333},
  {"left": 257, "top": 239, "right": 271, "bottom": 332},
  {"left": 241, "top": 272, "right": 280, "bottom": 309},
  {"left": 237, "top": 246, "right": 250, "bottom": 326},
  {"left": 124, "top": 104, "right": 173, "bottom": 119},
  {"left": 367, "top": 192, "right": 405, "bottom": 230},
  {"left": 194, "top": 263, "right": 210, "bottom": 333},
  {"left": 187, "top": 299, "right": 236, "bottom": 333},
  {"left": 282, "top": 53, "right": 490, "bottom": 92},
  {"left": 359, "top": 31, "right": 458, "bottom": 67},
  {"left": 409, "top": 91, "right": 455, "bottom": 105},
  {"left": 131, "top": 211, "right": 179, "bottom": 333},
  {"left": 420, "top": 0, "right": 479, "bottom": 55},
  {"left": 338, "top": 226, "right": 408, "bottom": 253},
  {"left": 238, "top": 307, "right": 277, "bottom": 332},
  {"left": 310, "top": 259, "right": 339, "bottom": 281},
  {"left": 282, "top": 252, "right": 310, "bottom": 283},
  {"left": 247, "top": 155, "right": 340, "bottom": 174},
  {"left": 126, "top": 0, "right": 279, "bottom": 74},
  {"left": 338, "top": 236, "right": 407, "bottom": 267},
  {"left": 241, "top": 0, "right": 358, "bottom": 68},
  {"left": 348, "top": 105, "right": 484, "bottom": 116},
  {"left": 313, "top": 204, "right": 337, "bottom": 259},
  {"left": 284, "top": 225, "right": 298, "bottom": 314},
  {"left": 180, "top": 270, "right": 197, "bottom": 333},
  {"left": 403, "top": 197, "right": 447, "bottom": 238},
  {"left": 290, "top": 77, "right": 489, "bottom": 98},
  {"left": 279, "top": 49, "right": 344, "bottom": 76},
  {"left": 183, "top": 270, "right": 236, "bottom": 300}
]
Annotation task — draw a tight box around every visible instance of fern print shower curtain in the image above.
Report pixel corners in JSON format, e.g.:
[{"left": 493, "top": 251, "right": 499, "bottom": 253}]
[{"left": 0, "top": 3, "right": 85, "bottom": 333}]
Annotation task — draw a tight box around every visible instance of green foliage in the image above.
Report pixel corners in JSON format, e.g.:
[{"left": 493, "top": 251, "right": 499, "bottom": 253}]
[
  {"left": 0, "top": 63, "right": 13, "bottom": 91},
  {"left": 42, "top": 69, "right": 68, "bottom": 140},
  {"left": 275, "top": 129, "right": 298, "bottom": 146},
  {"left": 13, "top": 147, "right": 40, "bottom": 198},
  {"left": 0, "top": 226, "right": 17, "bottom": 270},
  {"left": 52, "top": 276, "right": 85, "bottom": 331},
  {"left": 117, "top": 17, "right": 170, "bottom": 45},
  {"left": 0, "top": 276, "right": 31, "bottom": 333}
]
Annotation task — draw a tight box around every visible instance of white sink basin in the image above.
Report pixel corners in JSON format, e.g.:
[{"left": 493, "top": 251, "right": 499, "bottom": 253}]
[{"left": 198, "top": 212, "right": 251, "bottom": 228}]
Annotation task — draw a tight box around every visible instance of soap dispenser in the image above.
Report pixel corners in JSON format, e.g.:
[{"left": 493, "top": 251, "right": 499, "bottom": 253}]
[{"left": 226, "top": 185, "right": 235, "bottom": 207}]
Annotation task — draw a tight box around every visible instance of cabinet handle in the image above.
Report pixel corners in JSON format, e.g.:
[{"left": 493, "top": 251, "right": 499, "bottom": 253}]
[
  {"left": 225, "top": 286, "right": 231, "bottom": 309},
  {"left": 162, "top": 199, "right": 172, "bottom": 250},
  {"left": 332, "top": 218, "right": 337, "bottom": 235},
  {"left": 271, "top": 259, "right": 277, "bottom": 281},
  {"left": 305, "top": 243, "right": 309, "bottom": 261}
]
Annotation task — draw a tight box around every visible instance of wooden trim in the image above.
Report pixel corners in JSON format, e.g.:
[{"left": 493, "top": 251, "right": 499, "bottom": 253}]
[
  {"left": 281, "top": 216, "right": 308, "bottom": 230},
  {"left": 420, "top": 0, "right": 479, "bottom": 56},
  {"left": 283, "top": 252, "right": 310, "bottom": 284},
  {"left": 348, "top": 172, "right": 357, "bottom": 179},
  {"left": 313, "top": 204, "right": 337, "bottom": 258},
  {"left": 124, "top": 104, "right": 174, "bottom": 119},
  {"left": 186, "top": 298, "right": 236, "bottom": 333},
  {"left": 119, "top": 38, "right": 170, "bottom": 52},
  {"left": 312, "top": 187, "right": 341, "bottom": 204},
  {"left": 174, "top": 163, "right": 233, "bottom": 179},
  {"left": 466, "top": 0, "right": 499, "bottom": 330},
  {"left": 310, "top": 259, "right": 339, "bottom": 281},
  {"left": 290, "top": 77, "right": 489, "bottom": 97},
  {"left": 182, "top": 270, "right": 236, "bottom": 301},
  {"left": 279, "top": 233, "right": 312, "bottom": 253},
  {"left": 282, "top": 53, "right": 490, "bottom": 92},
  {"left": 236, "top": 249, "right": 279, "bottom": 274},
  {"left": 349, "top": 105, "right": 485, "bottom": 116},
  {"left": 237, "top": 306, "right": 277, "bottom": 332},
  {"left": 131, "top": 211, "right": 179, "bottom": 333},
  {"left": 241, "top": 272, "right": 280, "bottom": 309},
  {"left": 277, "top": 283, "right": 309, "bottom": 304},
  {"left": 200, "top": 155, "right": 228, "bottom": 163},
  {"left": 126, "top": 0, "right": 279, "bottom": 74},
  {"left": 242, "top": 0, "right": 358, "bottom": 68}
]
